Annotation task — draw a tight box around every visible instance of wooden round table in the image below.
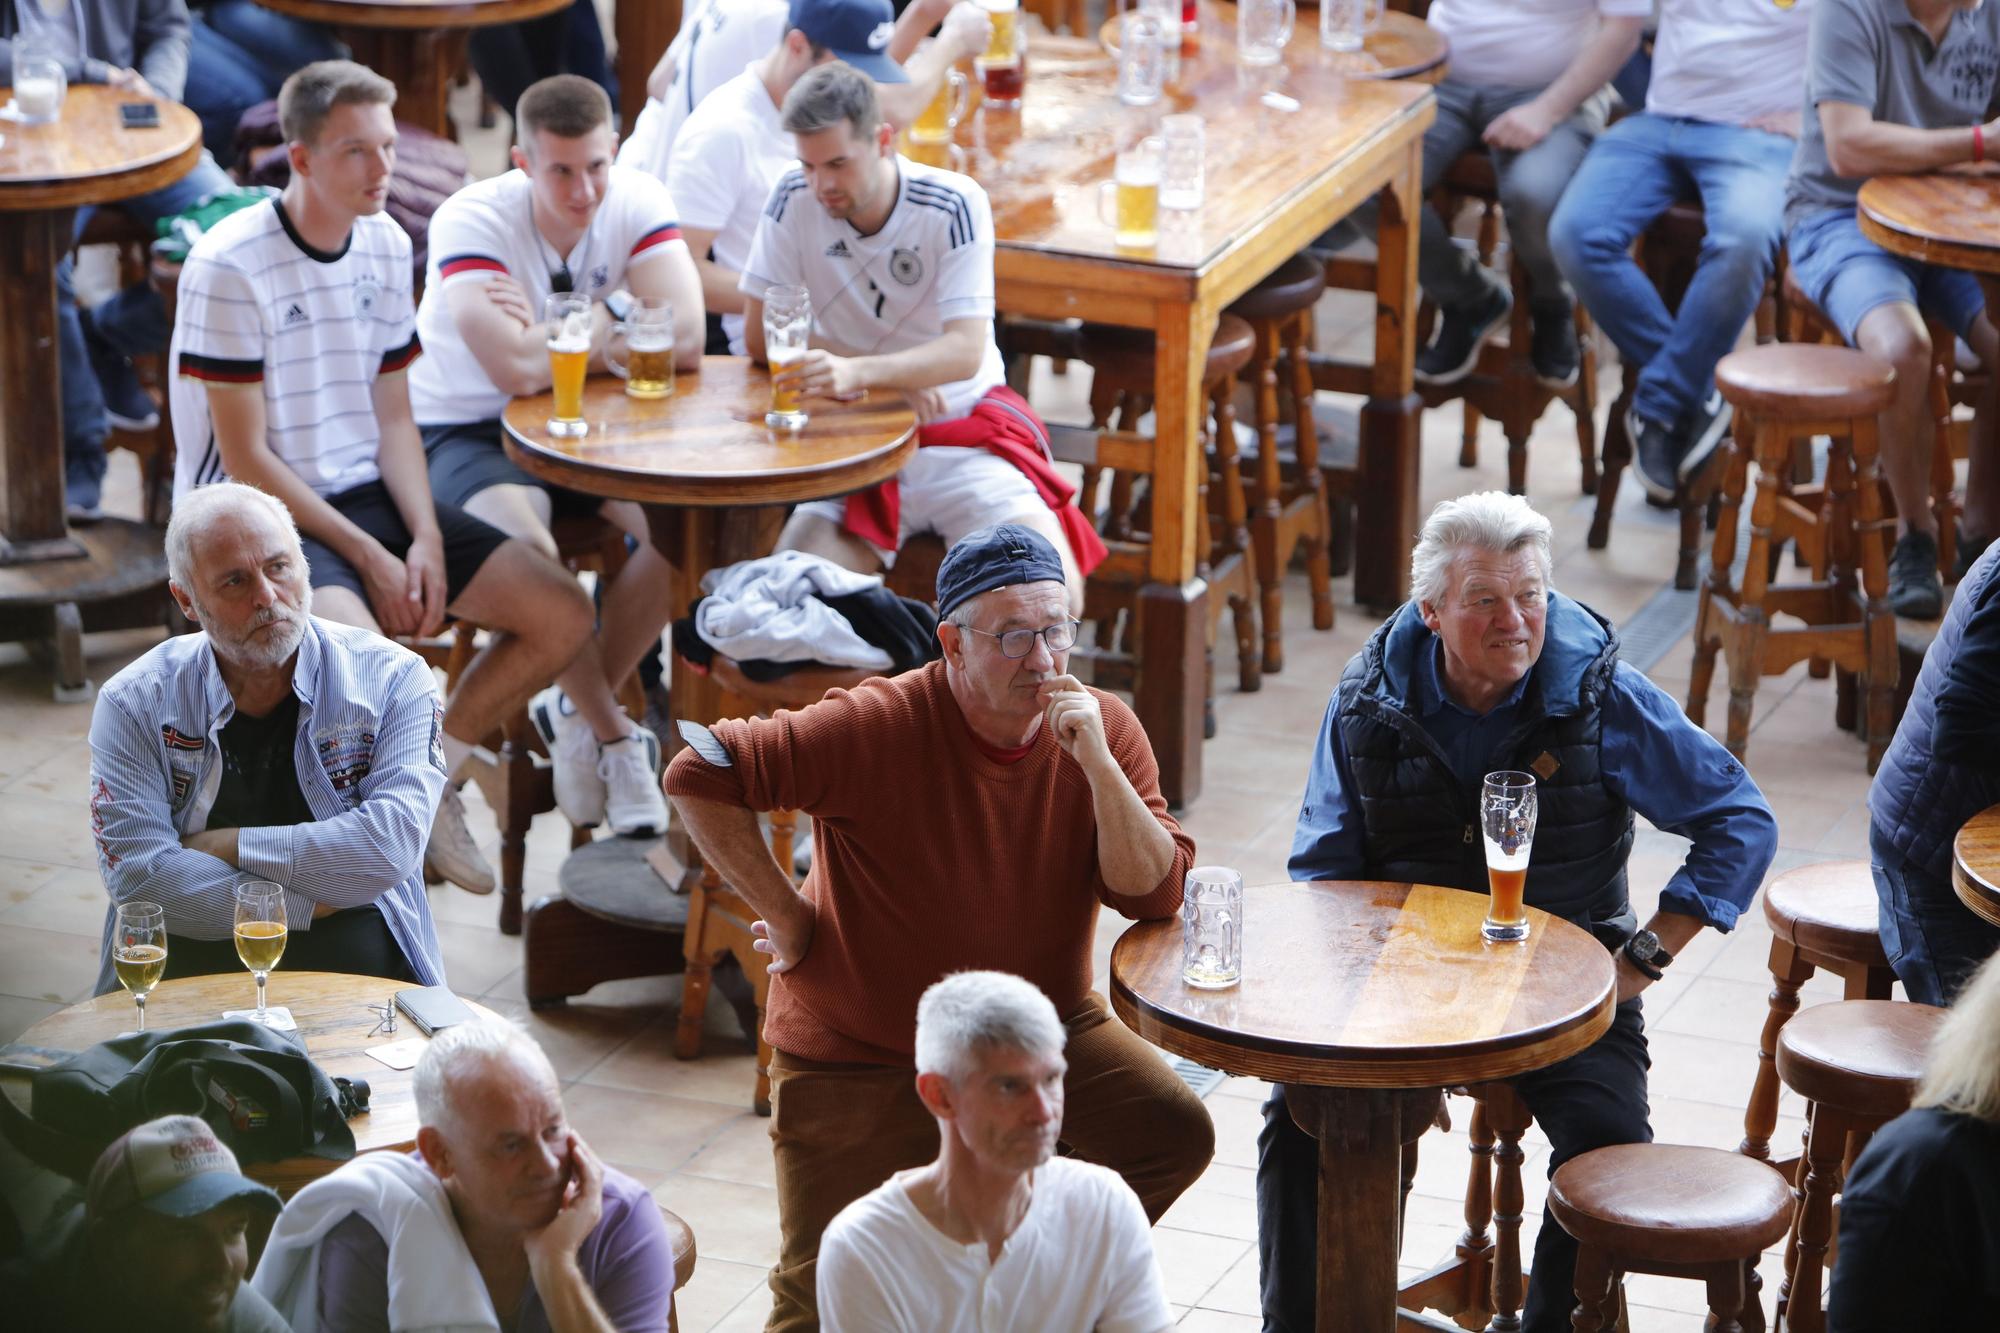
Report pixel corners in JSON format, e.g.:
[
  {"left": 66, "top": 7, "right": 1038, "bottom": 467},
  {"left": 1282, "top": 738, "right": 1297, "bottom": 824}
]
[
  {"left": 251, "top": 0, "right": 571, "bottom": 139},
  {"left": 1110, "top": 880, "right": 1616, "bottom": 1332},
  {"left": 1859, "top": 171, "right": 2000, "bottom": 276},
  {"left": 10, "top": 971, "right": 500, "bottom": 1196},
  {"left": 1100, "top": 4, "right": 1449, "bottom": 83},
  {"left": 1952, "top": 802, "right": 2000, "bottom": 928}
]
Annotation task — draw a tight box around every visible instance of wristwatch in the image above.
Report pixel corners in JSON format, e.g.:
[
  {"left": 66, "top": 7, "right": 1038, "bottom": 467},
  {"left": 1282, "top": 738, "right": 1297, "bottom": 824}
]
[{"left": 1622, "top": 930, "right": 1674, "bottom": 980}]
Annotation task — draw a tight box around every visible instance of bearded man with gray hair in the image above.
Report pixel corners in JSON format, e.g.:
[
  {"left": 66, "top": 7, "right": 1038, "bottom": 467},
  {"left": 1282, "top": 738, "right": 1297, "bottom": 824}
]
[
  {"left": 87, "top": 480, "right": 449, "bottom": 993},
  {"left": 1257, "top": 491, "right": 1779, "bottom": 1333}
]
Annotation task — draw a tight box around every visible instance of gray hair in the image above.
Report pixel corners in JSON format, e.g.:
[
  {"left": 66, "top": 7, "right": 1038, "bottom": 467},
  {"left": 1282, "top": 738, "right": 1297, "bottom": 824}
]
[
  {"left": 915, "top": 972, "right": 1066, "bottom": 1083},
  {"left": 165, "top": 482, "right": 303, "bottom": 592},
  {"left": 413, "top": 1021, "right": 557, "bottom": 1136},
  {"left": 278, "top": 59, "right": 395, "bottom": 147},
  {"left": 1409, "top": 491, "right": 1554, "bottom": 609},
  {"left": 782, "top": 61, "right": 881, "bottom": 139}
]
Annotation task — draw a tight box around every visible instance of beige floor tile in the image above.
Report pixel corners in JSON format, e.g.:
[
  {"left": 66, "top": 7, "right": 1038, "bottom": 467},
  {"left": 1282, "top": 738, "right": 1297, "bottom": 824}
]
[
  {"left": 1176, "top": 1309, "right": 1262, "bottom": 1331},
  {"left": 1204, "top": 1093, "right": 1266, "bottom": 1172},
  {"left": 701, "top": 1293, "right": 779, "bottom": 1333},
  {"left": 0, "top": 791, "right": 101, "bottom": 871},
  {"left": 669, "top": 1256, "right": 769, "bottom": 1333},
  {"left": 476, "top": 994, "right": 664, "bottom": 1082},
  {"left": 0, "top": 867, "right": 112, "bottom": 937},
  {"left": 582, "top": 1022, "right": 766, "bottom": 1109},
  {"left": 0, "top": 855, "right": 63, "bottom": 911},
  {"left": 1158, "top": 1178, "right": 1259, "bottom": 1242},
  {"left": 0, "top": 924, "right": 105, "bottom": 1003},
  {"left": 651, "top": 1173, "right": 782, "bottom": 1269},
  {"left": 563, "top": 1084, "right": 742, "bottom": 1178},
  {"left": 433, "top": 916, "right": 526, "bottom": 997},
  {"left": 678, "top": 1112, "right": 780, "bottom": 1190},
  {"left": 1151, "top": 1224, "right": 1252, "bottom": 1309},
  {"left": 1195, "top": 1243, "right": 1260, "bottom": 1317}
]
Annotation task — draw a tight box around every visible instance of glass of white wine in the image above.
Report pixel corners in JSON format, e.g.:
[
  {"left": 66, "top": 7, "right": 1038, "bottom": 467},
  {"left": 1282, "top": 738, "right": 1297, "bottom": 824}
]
[
  {"left": 113, "top": 902, "right": 167, "bottom": 1032},
  {"left": 234, "top": 881, "right": 288, "bottom": 1026}
]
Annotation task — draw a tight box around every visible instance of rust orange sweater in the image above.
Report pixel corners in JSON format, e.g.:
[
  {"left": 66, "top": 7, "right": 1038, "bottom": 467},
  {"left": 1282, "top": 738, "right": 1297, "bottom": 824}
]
[{"left": 663, "top": 661, "right": 1196, "bottom": 1065}]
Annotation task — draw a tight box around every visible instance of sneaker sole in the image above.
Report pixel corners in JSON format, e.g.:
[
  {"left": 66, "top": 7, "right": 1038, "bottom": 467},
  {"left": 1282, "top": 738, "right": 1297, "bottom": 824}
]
[
  {"left": 1678, "top": 406, "right": 1733, "bottom": 484},
  {"left": 606, "top": 732, "right": 666, "bottom": 838},
  {"left": 1535, "top": 365, "right": 1579, "bottom": 392},
  {"left": 106, "top": 412, "right": 161, "bottom": 433},
  {"left": 1414, "top": 296, "right": 1513, "bottom": 387}
]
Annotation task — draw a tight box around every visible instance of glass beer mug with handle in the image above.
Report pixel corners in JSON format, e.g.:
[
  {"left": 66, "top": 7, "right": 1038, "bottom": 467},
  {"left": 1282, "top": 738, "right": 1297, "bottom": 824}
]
[
  {"left": 1320, "top": 0, "right": 1384, "bottom": 53},
  {"left": 763, "top": 284, "right": 813, "bottom": 432},
  {"left": 1182, "top": 866, "right": 1244, "bottom": 989},
  {"left": 1097, "top": 137, "right": 1162, "bottom": 250},
  {"left": 544, "top": 293, "right": 593, "bottom": 436},
  {"left": 113, "top": 902, "right": 168, "bottom": 1033},
  {"left": 1237, "top": 0, "right": 1295, "bottom": 66},
  {"left": 606, "top": 297, "right": 676, "bottom": 400},
  {"left": 11, "top": 35, "right": 67, "bottom": 124},
  {"left": 910, "top": 68, "right": 968, "bottom": 144},
  {"left": 1480, "top": 771, "right": 1537, "bottom": 943}
]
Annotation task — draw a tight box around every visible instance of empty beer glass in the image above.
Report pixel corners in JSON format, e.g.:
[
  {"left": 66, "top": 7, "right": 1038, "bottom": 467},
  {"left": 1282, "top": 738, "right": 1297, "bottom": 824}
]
[
  {"left": 764, "top": 285, "right": 812, "bottom": 432},
  {"left": 1117, "top": 8, "right": 1168, "bottom": 107},
  {"left": 1160, "top": 113, "right": 1205, "bottom": 210},
  {"left": 11, "top": 38, "right": 66, "bottom": 124},
  {"left": 1481, "top": 771, "right": 1536, "bottom": 943},
  {"left": 607, "top": 297, "right": 675, "bottom": 399},
  {"left": 545, "top": 293, "right": 592, "bottom": 437},
  {"left": 1098, "top": 137, "right": 1162, "bottom": 249},
  {"left": 1237, "top": 0, "right": 1295, "bottom": 65},
  {"left": 1320, "top": 0, "right": 1384, "bottom": 53},
  {"left": 1182, "top": 866, "right": 1243, "bottom": 989}
]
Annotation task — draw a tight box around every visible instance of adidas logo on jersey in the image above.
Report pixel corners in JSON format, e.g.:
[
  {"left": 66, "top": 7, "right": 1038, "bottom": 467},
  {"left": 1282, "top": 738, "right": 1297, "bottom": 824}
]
[
  {"left": 825, "top": 239, "right": 851, "bottom": 259},
  {"left": 283, "top": 303, "right": 309, "bottom": 327}
]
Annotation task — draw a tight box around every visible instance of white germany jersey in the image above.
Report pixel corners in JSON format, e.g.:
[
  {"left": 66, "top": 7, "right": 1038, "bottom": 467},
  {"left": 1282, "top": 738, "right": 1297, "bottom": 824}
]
[
  {"left": 617, "top": 0, "right": 789, "bottom": 180},
  {"left": 409, "top": 166, "right": 689, "bottom": 425},
  {"left": 170, "top": 200, "right": 419, "bottom": 500},
  {"left": 739, "top": 155, "right": 1005, "bottom": 424}
]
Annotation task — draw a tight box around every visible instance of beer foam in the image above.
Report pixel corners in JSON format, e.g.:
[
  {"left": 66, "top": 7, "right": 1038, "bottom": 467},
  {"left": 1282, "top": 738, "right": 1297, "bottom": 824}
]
[
  {"left": 555, "top": 310, "right": 593, "bottom": 344},
  {"left": 549, "top": 334, "right": 590, "bottom": 354}
]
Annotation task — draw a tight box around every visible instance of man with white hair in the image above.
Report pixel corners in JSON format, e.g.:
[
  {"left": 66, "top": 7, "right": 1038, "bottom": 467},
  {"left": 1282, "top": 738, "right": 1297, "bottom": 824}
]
[
  {"left": 816, "top": 971, "right": 1173, "bottom": 1333},
  {"left": 253, "top": 1021, "right": 677, "bottom": 1331},
  {"left": 1257, "top": 491, "right": 1779, "bottom": 1333},
  {"left": 87, "top": 481, "right": 450, "bottom": 994}
]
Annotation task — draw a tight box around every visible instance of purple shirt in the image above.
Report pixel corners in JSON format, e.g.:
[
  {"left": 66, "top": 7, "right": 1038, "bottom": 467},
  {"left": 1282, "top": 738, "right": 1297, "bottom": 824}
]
[{"left": 314, "top": 1156, "right": 674, "bottom": 1332}]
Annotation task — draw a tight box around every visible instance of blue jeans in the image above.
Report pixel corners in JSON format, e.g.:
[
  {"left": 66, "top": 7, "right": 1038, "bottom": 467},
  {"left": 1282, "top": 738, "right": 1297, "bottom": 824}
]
[
  {"left": 1549, "top": 114, "right": 1795, "bottom": 429},
  {"left": 186, "top": 2, "right": 344, "bottom": 158},
  {"left": 1871, "top": 823, "right": 2000, "bottom": 1006}
]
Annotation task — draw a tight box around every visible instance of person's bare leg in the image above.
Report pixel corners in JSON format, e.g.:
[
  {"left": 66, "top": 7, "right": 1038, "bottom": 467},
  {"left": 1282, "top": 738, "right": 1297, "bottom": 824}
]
[
  {"left": 1003, "top": 506, "right": 1085, "bottom": 616},
  {"left": 309, "top": 586, "right": 380, "bottom": 634},
  {"left": 1964, "top": 313, "right": 2000, "bottom": 540},
  {"left": 1853, "top": 302, "right": 1937, "bottom": 539},
  {"left": 778, "top": 508, "right": 888, "bottom": 575},
  {"left": 442, "top": 538, "right": 594, "bottom": 742},
  {"left": 598, "top": 499, "right": 675, "bottom": 688}
]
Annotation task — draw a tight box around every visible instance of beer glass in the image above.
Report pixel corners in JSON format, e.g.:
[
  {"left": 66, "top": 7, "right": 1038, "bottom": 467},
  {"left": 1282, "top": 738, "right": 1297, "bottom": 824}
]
[
  {"left": 11, "top": 38, "right": 67, "bottom": 124},
  {"left": 764, "top": 284, "right": 812, "bottom": 432},
  {"left": 607, "top": 297, "right": 675, "bottom": 399},
  {"left": 113, "top": 902, "right": 167, "bottom": 1032},
  {"left": 1139, "top": 0, "right": 1182, "bottom": 79},
  {"left": 1321, "top": 0, "right": 1384, "bottom": 53},
  {"left": 977, "top": 0, "right": 1018, "bottom": 62},
  {"left": 911, "top": 68, "right": 968, "bottom": 144},
  {"left": 544, "top": 293, "right": 592, "bottom": 437},
  {"left": 1182, "top": 866, "right": 1243, "bottom": 989},
  {"left": 1098, "top": 137, "right": 1162, "bottom": 249},
  {"left": 1117, "top": 9, "right": 1168, "bottom": 107},
  {"left": 1160, "top": 113, "right": 1205, "bottom": 211},
  {"left": 233, "top": 882, "right": 288, "bottom": 1025},
  {"left": 1480, "top": 772, "right": 1537, "bottom": 943},
  {"left": 1237, "top": 0, "right": 1295, "bottom": 66}
]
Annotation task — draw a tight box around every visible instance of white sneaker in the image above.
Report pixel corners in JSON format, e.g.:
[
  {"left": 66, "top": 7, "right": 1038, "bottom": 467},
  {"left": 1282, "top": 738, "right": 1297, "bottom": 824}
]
[
  {"left": 426, "top": 784, "right": 495, "bottom": 895},
  {"left": 599, "top": 728, "right": 667, "bottom": 837},
  {"left": 529, "top": 685, "right": 608, "bottom": 828}
]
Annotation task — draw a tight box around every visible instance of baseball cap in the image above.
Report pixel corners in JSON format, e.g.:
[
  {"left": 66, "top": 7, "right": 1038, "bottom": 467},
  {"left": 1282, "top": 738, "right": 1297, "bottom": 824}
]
[
  {"left": 790, "top": 0, "right": 909, "bottom": 84},
  {"left": 86, "top": 1115, "right": 283, "bottom": 1221},
  {"left": 936, "top": 524, "right": 1067, "bottom": 620}
]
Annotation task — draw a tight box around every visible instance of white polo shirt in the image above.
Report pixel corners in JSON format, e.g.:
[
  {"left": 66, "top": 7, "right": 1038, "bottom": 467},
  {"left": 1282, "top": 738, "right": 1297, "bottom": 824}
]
[
  {"left": 617, "top": 0, "right": 791, "bottom": 180},
  {"left": 816, "top": 1159, "right": 1172, "bottom": 1333},
  {"left": 1645, "top": 0, "right": 1815, "bottom": 127},
  {"left": 408, "top": 166, "right": 689, "bottom": 425},
  {"left": 668, "top": 62, "right": 798, "bottom": 355},
  {"left": 1427, "top": 0, "right": 1652, "bottom": 90},
  {"left": 169, "top": 199, "right": 419, "bottom": 500},
  {"left": 739, "top": 155, "right": 1005, "bottom": 423}
]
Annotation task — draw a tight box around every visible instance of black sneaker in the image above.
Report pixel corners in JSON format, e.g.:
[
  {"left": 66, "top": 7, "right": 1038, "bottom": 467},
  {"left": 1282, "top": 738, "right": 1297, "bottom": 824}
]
[
  {"left": 1629, "top": 406, "right": 1682, "bottom": 503},
  {"left": 65, "top": 458, "right": 104, "bottom": 525},
  {"left": 1679, "top": 390, "right": 1733, "bottom": 485},
  {"left": 1415, "top": 282, "right": 1513, "bottom": 387},
  {"left": 1954, "top": 526, "right": 1995, "bottom": 582},
  {"left": 1888, "top": 530, "right": 1944, "bottom": 619},
  {"left": 1530, "top": 303, "right": 1579, "bottom": 389}
]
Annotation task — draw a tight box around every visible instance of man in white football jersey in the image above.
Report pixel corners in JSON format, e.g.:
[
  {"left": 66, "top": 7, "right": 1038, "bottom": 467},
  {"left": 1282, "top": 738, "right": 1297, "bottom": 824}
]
[
  {"left": 409, "top": 75, "right": 705, "bottom": 837},
  {"left": 168, "top": 61, "right": 595, "bottom": 895},
  {"left": 742, "top": 63, "right": 1103, "bottom": 610}
]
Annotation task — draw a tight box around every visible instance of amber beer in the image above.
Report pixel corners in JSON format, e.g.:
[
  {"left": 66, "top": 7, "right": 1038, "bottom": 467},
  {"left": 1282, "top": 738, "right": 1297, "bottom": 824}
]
[
  {"left": 1485, "top": 861, "right": 1528, "bottom": 930},
  {"left": 981, "top": 0, "right": 1018, "bottom": 61},
  {"left": 235, "top": 920, "right": 288, "bottom": 972},
  {"left": 912, "top": 69, "right": 966, "bottom": 143},
  {"left": 622, "top": 338, "right": 674, "bottom": 400},
  {"left": 114, "top": 943, "right": 167, "bottom": 995},
  {"left": 549, "top": 339, "right": 589, "bottom": 420},
  {"left": 769, "top": 352, "right": 805, "bottom": 419},
  {"left": 1101, "top": 138, "right": 1162, "bottom": 249},
  {"left": 1480, "top": 770, "right": 1537, "bottom": 943}
]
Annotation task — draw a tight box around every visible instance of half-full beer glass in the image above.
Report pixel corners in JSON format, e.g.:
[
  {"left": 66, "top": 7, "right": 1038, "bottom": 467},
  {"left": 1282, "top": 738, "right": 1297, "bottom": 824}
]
[
  {"left": 1481, "top": 771, "right": 1536, "bottom": 943},
  {"left": 911, "top": 68, "right": 968, "bottom": 143},
  {"left": 1098, "top": 137, "right": 1162, "bottom": 249},
  {"left": 545, "top": 293, "right": 592, "bottom": 436},
  {"left": 764, "top": 285, "right": 812, "bottom": 432},
  {"left": 1182, "top": 866, "right": 1243, "bottom": 989},
  {"left": 607, "top": 297, "right": 675, "bottom": 399}
]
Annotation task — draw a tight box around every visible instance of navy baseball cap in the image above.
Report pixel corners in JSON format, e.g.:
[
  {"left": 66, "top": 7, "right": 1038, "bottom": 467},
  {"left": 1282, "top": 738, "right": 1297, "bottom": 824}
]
[
  {"left": 937, "top": 524, "right": 1067, "bottom": 619},
  {"left": 790, "top": 0, "right": 909, "bottom": 84}
]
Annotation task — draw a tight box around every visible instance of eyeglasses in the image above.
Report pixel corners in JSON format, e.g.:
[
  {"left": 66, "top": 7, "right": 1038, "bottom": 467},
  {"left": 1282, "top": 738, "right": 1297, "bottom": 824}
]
[{"left": 958, "top": 618, "right": 1080, "bottom": 659}]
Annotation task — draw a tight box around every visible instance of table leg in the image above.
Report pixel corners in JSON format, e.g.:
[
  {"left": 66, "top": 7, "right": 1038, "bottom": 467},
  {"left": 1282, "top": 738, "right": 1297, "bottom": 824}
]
[
  {"left": 614, "top": 0, "right": 683, "bottom": 139},
  {"left": 1355, "top": 136, "right": 1423, "bottom": 615},
  {"left": 0, "top": 209, "right": 85, "bottom": 564},
  {"left": 1288, "top": 1083, "right": 1443, "bottom": 1332},
  {"left": 345, "top": 27, "right": 468, "bottom": 140},
  {"left": 1143, "top": 300, "right": 1214, "bottom": 809}
]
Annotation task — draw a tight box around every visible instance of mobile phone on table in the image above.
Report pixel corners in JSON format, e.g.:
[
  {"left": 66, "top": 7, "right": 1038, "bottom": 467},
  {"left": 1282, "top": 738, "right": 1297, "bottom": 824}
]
[
  {"left": 119, "top": 102, "right": 160, "bottom": 129},
  {"left": 394, "top": 985, "right": 476, "bottom": 1036}
]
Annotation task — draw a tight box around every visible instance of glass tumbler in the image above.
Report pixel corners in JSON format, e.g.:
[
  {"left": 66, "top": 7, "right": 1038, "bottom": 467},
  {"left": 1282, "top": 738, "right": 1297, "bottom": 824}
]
[
  {"left": 1182, "top": 865, "right": 1243, "bottom": 989},
  {"left": 1160, "top": 113, "right": 1205, "bottom": 210}
]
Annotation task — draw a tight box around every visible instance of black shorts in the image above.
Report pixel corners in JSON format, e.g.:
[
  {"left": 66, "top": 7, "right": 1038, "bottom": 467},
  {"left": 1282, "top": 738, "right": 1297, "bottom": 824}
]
[
  {"left": 302, "top": 480, "right": 510, "bottom": 605},
  {"left": 421, "top": 419, "right": 607, "bottom": 522}
]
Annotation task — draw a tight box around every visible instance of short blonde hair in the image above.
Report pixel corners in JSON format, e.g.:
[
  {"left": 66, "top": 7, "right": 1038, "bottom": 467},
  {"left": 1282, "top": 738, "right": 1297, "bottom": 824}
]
[
  {"left": 1912, "top": 951, "right": 2000, "bottom": 1123},
  {"left": 1409, "top": 491, "right": 1554, "bottom": 609}
]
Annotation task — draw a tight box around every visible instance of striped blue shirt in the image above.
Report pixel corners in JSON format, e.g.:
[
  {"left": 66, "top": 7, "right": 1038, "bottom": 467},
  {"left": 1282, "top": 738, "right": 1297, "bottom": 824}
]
[{"left": 88, "top": 618, "right": 448, "bottom": 995}]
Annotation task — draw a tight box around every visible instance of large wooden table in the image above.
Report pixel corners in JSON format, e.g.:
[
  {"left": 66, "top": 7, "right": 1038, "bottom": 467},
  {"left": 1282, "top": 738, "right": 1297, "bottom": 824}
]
[
  {"left": 8, "top": 971, "right": 500, "bottom": 1197},
  {"left": 1952, "top": 801, "right": 2000, "bottom": 928},
  {"left": 1099, "top": 5, "right": 1449, "bottom": 83},
  {"left": 1859, "top": 170, "right": 2000, "bottom": 276},
  {"left": 954, "top": 3, "right": 1435, "bottom": 806},
  {"left": 1111, "top": 881, "right": 1616, "bottom": 1332},
  {"left": 252, "top": 0, "right": 571, "bottom": 138}
]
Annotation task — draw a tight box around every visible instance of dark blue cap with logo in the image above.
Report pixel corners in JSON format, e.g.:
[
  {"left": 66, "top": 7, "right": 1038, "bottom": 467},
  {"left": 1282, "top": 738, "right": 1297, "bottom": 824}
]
[
  {"left": 790, "top": 0, "right": 909, "bottom": 84},
  {"left": 936, "top": 524, "right": 1067, "bottom": 619}
]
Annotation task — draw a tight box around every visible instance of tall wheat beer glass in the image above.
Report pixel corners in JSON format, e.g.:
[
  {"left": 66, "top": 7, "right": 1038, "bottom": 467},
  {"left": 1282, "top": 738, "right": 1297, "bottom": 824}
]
[
  {"left": 545, "top": 293, "right": 592, "bottom": 436},
  {"left": 1481, "top": 771, "right": 1536, "bottom": 943}
]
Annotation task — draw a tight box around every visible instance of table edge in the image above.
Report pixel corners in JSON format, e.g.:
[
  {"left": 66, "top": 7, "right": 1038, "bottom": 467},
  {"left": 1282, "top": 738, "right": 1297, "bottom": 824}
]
[
  {"left": 249, "top": 0, "right": 571, "bottom": 32},
  {"left": 1857, "top": 178, "right": 2000, "bottom": 277},
  {"left": 0, "top": 117, "right": 202, "bottom": 204}
]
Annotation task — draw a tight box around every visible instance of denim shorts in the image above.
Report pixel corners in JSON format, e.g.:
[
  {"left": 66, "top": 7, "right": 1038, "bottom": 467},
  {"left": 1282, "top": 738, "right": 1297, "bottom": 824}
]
[{"left": 1787, "top": 207, "right": 1986, "bottom": 345}]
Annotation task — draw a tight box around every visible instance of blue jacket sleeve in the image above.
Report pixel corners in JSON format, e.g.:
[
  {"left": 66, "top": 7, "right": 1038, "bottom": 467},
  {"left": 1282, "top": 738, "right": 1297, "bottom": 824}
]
[
  {"left": 1288, "top": 695, "right": 1370, "bottom": 882},
  {"left": 1931, "top": 579, "right": 2000, "bottom": 775}
]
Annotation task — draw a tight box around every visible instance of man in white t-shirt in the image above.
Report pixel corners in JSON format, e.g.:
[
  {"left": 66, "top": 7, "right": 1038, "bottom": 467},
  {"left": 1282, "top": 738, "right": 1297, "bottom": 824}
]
[
  {"left": 741, "top": 63, "right": 1103, "bottom": 611},
  {"left": 817, "top": 971, "right": 1173, "bottom": 1333},
  {"left": 1411, "top": 0, "right": 1648, "bottom": 391},
  {"left": 1551, "top": 1, "right": 1815, "bottom": 504},
  {"left": 668, "top": 0, "right": 992, "bottom": 356},
  {"left": 168, "top": 61, "right": 594, "bottom": 895},
  {"left": 409, "top": 75, "right": 705, "bottom": 836}
]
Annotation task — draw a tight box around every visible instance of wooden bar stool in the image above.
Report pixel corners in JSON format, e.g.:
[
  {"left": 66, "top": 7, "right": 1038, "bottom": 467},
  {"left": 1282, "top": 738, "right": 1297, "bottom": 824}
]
[
  {"left": 1226, "top": 253, "right": 1334, "bottom": 673},
  {"left": 1741, "top": 861, "right": 1897, "bottom": 1170},
  {"left": 1549, "top": 1144, "right": 1793, "bottom": 1333},
  {"left": 1686, "top": 345, "right": 1899, "bottom": 770},
  {"left": 1772, "top": 999, "right": 1945, "bottom": 1333},
  {"left": 1400, "top": 1082, "right": 1537, "bottom": 1331}
]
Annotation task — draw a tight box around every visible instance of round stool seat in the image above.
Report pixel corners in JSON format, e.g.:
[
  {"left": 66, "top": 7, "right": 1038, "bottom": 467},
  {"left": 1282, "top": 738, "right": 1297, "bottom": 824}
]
[
  {"left": 1548, "top": 1145, "right": 1793, "bottom": 1264},
  {"left": 1715, "top": 343, "right": 1897, "bottom": 421},
  {"left": 1763, "top": 859, "right": 1891, "bottom": 967},
  {"left": 1075, "top": 313, "right": 1256, "bottom": 388},
  {"left": 1227, "top": 253, "right": 1327, "bottom": 322},
  {"left": 1774, "top": 999, "right": 1944, "bottom": 1119},
  {"left": 557, "top": 836, "right": 690, "bottom": 932}
]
